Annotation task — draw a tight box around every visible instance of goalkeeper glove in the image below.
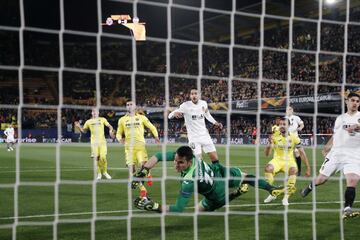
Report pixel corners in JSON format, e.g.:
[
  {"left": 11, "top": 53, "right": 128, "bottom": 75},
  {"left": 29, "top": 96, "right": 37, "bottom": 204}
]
[
  {"left": 131, "top": 167, "right": 150, "bottom": 189},
  {"left": 134, "top": 197, "right": 161, "bottom": 213}
]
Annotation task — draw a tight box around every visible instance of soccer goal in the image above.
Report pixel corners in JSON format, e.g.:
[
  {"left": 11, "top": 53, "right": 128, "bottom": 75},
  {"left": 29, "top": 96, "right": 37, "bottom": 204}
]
[{"left": 0, "top": 0, "right": 359, "bottom": 239}]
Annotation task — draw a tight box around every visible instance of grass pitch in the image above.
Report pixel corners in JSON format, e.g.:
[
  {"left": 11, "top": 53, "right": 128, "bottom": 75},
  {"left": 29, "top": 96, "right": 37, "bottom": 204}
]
[{"left": 0, "top": 144, "right": 359, "bottom": 240}]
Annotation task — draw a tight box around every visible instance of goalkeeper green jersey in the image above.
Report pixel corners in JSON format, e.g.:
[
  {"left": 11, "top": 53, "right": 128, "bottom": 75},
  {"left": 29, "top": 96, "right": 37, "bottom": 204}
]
[{"left": 155, "top": 151, "right": 242, "bottom": 212}]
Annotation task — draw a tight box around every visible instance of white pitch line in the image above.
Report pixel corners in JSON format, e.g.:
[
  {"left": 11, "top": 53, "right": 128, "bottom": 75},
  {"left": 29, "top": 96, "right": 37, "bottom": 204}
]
[
  {"left": 0, "top": 167, "right": 168, "bottom": 173},
  {"left": 0, "top": 200, "right": 358, "bottom": 220},
  {"left": 228, "top": 200, "right": 360, "bottom": 208},
  {"left": 0, "top": 209, "right": 142, "bottom": 220},
  {"left": 0, "top": 165, "right": 258, "bottom": 173}
]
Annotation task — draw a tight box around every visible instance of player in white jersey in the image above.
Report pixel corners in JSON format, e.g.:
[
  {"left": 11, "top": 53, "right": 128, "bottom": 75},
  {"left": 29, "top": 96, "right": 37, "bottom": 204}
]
[
  {"left": 301, "top": 92, "right": 360, "bottom": 220},
  {"left": 286, "top": 106, "right": 305, "bottom": 176},
  {"left": 4, "top": 124, "right": 16, "bottom": 151},
  {"left": 168, "top": 89, "right": 223, "bottom": 162}
]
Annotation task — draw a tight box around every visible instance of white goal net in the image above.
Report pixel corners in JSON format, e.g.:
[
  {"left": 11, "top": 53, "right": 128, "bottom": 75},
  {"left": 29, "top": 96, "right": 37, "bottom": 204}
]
[{"left": 0, "top": 0, "right": 360, "bottom": 239}]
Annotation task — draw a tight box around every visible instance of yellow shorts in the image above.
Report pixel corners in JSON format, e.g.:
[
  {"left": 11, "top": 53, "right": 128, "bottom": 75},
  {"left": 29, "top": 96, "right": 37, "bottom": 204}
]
[
  {"left": 91, "top": 143, "right": 107, "bottom": 159},
  {"left": 125, "top": 145, "right": 148, "bottom": 167},
  {"left": 268, "top": 158, "right": 297, "bottom": 174}
]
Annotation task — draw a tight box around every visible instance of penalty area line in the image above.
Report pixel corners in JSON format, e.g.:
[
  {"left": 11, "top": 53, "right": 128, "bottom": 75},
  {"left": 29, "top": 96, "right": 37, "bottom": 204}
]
[{"left": 1, "top": 200, "right": 358, "bottom": 220}]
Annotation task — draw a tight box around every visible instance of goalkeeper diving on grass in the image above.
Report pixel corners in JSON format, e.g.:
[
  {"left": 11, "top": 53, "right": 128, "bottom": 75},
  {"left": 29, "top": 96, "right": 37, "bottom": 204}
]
[{"left": 132, "top": 146, "right": 285, "bottom": 213}]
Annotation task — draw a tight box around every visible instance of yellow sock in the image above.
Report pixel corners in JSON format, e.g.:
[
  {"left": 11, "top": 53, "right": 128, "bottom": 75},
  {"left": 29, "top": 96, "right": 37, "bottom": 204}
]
[
  {"left": 287, "top": 175, "right": 297, "bottom": 195},
  {"left": 102, "top": 158, "right": 107, "bottom": 173},
  {"left": 265, "top": 172, "right": 275, "bottom": 185},
  {"left": 97, "top": 161, "right": 101, "bottom": 174}
]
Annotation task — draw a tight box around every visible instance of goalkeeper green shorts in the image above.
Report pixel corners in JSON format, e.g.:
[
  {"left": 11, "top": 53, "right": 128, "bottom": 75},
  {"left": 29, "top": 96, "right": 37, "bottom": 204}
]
[{"left": 200, "top": 167, "right": 244, "bottom": 212}]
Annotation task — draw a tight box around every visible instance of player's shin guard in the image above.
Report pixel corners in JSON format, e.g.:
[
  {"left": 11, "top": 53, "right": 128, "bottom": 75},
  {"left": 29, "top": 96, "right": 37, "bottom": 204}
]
[
  {"left": 296, "top": 156, "right": 302, "bottom": 176},
  {"left": 264, "top": 172, "right": 274, "bottom": 185},
  {"left": 345, "top": 187, "right": 356, "bottom": 208}
]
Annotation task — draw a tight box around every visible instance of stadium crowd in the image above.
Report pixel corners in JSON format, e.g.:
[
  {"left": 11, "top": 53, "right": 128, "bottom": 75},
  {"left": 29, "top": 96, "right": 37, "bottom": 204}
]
[{"left": 2, "top": 18, "right": 360, "bottom": 140}]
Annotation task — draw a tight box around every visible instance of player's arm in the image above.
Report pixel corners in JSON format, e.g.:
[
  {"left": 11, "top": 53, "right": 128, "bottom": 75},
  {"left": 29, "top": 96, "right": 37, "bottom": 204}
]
[
  {"left": 265, "top": 135, "right": 273, "bottom": 157},
  {"left": 297, "top": 120, "right": 304, "bottom": 132},
  {"left": 102, "top": 118, "right": 115, "bottom": 138},
  {"left": 347, "top": 124, "right": 360, "bottom": 133},
  {"left": 4, "top": 129, "right": 9, "bottom": 137},
  {"left": 167, "top": 183, "right": 194, "bottom": 212},
  {"left": 135, "top": 181, "right": 194, "bottom": 213},
  {"left": 168, "top": 104, "right": 185, "bottom": 119},
  {"left": 75, "top": 121, "right": 88, "bottom": 133},
  {"left": 204, "top": 104, "right": 223, "bottom": 129},
  {"left": 204, "top": 109, "right": 223, "bottom": 129},
  {"left": 116, "top": 118, "right": 124, "bottom": 143},
  {"left": 142, "top": 116, "right": 160, "bottom": 143},
  {"left": 136, "top": 152, "right": 175, "bottom": 172},
  {"left": 131, "top": 151, "right": 176, "bottom": 189}
]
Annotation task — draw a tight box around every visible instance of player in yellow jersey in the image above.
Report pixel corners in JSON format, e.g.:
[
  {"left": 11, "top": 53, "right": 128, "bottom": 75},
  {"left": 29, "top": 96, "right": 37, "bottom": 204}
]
[
  {"left": 75, "top": 108, "right": 114, "bottom": 180},
  {"left": 263, "top": 117, "right": 310, "bottom": 206},
  {"left": 116, "top": 101, "right": 160, "bottom": 199}
]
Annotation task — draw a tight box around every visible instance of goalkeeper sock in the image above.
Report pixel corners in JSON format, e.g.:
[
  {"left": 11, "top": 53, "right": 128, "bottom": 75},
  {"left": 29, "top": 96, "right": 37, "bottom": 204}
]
[
  {"left": 264, "top": 172, "right": 275, "bottom": 185},
  {"left": 345, "top": 187, "right": 356, "bottom": 208},
  {"left": 296, "top": 156, "right": 302, "bottom": 176},
  {"left": 243, "top": 174, "right": 273, "bottom": 191},
  {"left": 139, "top": 185, "right": 148, "bottom": 198},
  {"left": 147, "top": 174, "right": 153, "bottom": 187}
]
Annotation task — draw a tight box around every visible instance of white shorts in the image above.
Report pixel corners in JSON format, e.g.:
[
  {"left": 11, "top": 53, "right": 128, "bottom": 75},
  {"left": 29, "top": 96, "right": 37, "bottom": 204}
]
[
  {"left": 6, "top": 137, "right": 15, "bottom": 143},
  {"left": 188, "top": 135, "right": 216, "bottom": 155},
  {"left": 319, "top": 150, "right": 360, "bottom": 177}
]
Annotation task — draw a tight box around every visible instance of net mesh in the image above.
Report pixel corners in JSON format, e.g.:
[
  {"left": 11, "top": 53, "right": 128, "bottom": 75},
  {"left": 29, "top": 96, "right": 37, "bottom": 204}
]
[{"left": 0, "top": 0, "right": 360, "bottom": 239}]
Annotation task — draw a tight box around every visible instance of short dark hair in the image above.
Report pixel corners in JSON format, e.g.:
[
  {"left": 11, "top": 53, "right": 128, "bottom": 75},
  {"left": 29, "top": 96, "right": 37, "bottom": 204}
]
[
  {"left": 280, "top": 117, "right": 290, "bottom": 125},
  {"left": 347, "top": 92, "right": 360, "bottom": 99},
  {"left": 176, "top": 146, "right": 194, "bottom": 161}
]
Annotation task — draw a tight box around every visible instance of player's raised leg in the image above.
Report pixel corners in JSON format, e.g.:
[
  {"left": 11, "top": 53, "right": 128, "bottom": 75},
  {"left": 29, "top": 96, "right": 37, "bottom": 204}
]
[
  {"left": 136, "top": 146, "right": 153, "bottom": 187},
  {"left": 225, "top": 167, "right": 284, "bottom": 201},
  {"left": 300, "top": 153, "right": 336, "bottom": 197},
  {"left": 264, "top": 162, "right": 277, "bottom": 203},
  {"left": 127, "top": 147, "right": 149, "bottom": 199}
]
